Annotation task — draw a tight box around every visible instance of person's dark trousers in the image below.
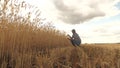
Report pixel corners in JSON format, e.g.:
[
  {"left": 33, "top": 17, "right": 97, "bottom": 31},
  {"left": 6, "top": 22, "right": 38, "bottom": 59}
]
[
  {"left": 71, "top": 39, "right": 80, "bottom": 47},
  {"left": 71, "top": 39, "right": 76, "bottom": 46}
]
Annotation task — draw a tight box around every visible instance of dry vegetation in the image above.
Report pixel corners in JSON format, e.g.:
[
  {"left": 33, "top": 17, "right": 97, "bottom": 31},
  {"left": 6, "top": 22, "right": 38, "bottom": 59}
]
[{"left": 0, "top": 0, "right": 120, "bottom": 68}]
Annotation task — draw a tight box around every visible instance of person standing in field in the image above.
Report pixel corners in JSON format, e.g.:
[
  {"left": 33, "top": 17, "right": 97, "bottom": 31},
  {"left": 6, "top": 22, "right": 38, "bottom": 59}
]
[{"left": 67, "top": 29, "right": 81, "bottom": 46}]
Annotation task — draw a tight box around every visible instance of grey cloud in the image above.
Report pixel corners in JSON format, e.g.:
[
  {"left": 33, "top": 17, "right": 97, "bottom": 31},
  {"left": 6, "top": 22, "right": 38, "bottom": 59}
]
[
  {"left": 53, "top": 0, "right": 69, "bottom": 11},
  {"left": 53, "top": 0, "right": 105, "bottom": 24}
]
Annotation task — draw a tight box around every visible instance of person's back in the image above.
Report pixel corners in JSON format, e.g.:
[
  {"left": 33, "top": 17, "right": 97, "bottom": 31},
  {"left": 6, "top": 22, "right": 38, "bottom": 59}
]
[{"left": 72, "top": 32, "right": 81, "bottom": 46}]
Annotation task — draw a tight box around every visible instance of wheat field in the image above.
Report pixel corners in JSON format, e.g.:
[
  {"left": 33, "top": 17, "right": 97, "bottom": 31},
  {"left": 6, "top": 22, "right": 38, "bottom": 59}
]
[{"left": 0, "top": 0, "right": 120, "bottom": 68}]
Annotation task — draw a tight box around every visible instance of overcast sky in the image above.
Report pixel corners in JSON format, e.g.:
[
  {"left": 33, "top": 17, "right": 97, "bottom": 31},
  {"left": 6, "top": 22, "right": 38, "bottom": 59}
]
[{"left": 26, "top": 0, "right": 120, "bottom": 43}]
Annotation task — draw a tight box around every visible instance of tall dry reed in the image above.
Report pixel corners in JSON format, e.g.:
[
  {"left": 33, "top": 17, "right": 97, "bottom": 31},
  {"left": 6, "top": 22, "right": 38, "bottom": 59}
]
[{"left": 0, "top": 0, "right": 70, "bottom": 68}]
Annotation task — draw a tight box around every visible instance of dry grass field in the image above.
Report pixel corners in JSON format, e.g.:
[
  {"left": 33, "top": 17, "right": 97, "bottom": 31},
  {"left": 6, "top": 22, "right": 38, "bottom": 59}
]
[{"left": 0, "top": 0, "right": 120, "bottom": 68}]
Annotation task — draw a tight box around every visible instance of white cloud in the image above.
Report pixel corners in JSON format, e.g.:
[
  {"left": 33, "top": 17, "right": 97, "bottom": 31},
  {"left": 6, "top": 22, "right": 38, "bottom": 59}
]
[
  {"left": 26, "top": 0, "right": 120, "bottom": 25},
  {"left": 53, "top": 0, "right": 120, "bottom": 24}
]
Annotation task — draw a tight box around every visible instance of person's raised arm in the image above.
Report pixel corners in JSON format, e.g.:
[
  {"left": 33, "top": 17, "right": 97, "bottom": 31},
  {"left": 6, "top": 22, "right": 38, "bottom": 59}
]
[
  {"left": 67, "top": 34, "right": 72, "bottom": 40},
  {"left": 67, "top": 34, "right": 71, "bottom": 38}
]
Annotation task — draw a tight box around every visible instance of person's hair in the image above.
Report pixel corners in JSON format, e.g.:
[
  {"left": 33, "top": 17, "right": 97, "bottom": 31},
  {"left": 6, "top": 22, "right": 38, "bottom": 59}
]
[{"left": 72, "top": 29, "right": 76, "bottom": 33}]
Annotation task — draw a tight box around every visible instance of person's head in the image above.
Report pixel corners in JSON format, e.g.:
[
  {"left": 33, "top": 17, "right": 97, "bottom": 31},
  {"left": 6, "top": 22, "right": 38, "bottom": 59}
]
[{"left": 72, "top": 29, "right": 76, "bottom": 33}]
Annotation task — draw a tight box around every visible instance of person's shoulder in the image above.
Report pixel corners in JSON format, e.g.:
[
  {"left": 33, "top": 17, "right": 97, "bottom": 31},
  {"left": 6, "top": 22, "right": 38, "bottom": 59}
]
[
  {"left": 75, "top": 33, "right": 80, "bottom": 37},
  {"left": 75, "top": 33, "right": 78, "bottom": 35}
]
